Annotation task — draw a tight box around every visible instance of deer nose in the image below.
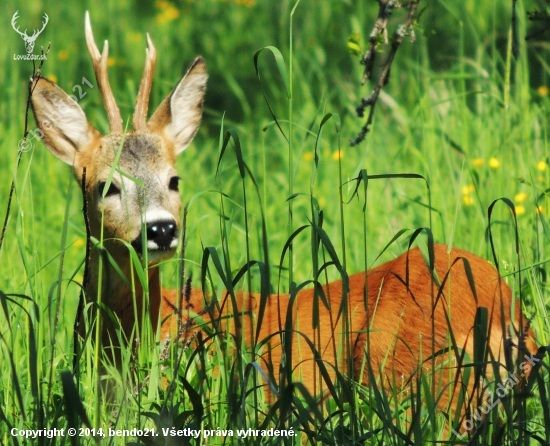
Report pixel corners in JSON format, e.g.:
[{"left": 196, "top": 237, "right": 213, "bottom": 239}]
[{"left": 147, "top": 221, "right": 177, "bottom": 249}]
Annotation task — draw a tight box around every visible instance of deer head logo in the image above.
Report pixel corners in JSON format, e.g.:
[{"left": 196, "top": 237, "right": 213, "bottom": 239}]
[{"left": 12, "top": 11, "right": 49, "bottom": 54}]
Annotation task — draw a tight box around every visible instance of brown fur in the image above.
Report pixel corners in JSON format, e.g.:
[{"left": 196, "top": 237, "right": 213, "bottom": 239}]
[{"left": 160, "top": 245, "right": 537, "bottom": 404}]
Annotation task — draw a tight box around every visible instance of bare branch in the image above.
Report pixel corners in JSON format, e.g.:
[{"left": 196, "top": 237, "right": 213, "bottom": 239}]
[
  {"left": 360, "top": 0, "right": 399, "bottom": 85},
  {"left": 0, "top": 44, "right": 51, "bottom": 253},
  {"left": 351, "top": 1, "right": 420, "bottom": 146}
]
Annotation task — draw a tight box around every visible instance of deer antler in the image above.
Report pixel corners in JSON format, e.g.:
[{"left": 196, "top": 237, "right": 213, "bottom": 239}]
[
  {"left": 11, "top": 11, "right": 27, "bottom": 38},
  {"left": 133, "top": 34, "right": 157, "bottom": 131},
  {"left": 84, "top": 11, "right": 123, "bottom": 133}
]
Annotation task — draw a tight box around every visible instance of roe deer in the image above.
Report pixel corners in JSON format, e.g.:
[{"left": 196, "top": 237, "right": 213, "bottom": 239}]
[{"left": 30, "top": 12, "right": 537, "bottom": 420}]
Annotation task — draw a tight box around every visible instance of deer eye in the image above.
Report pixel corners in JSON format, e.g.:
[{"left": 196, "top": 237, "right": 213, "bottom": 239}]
[
  {"left": 169, "top": 176, "right": 180, "bottom": 192},
  {"left": 98, "top": 181, "right": 120, "bottom": 197}
]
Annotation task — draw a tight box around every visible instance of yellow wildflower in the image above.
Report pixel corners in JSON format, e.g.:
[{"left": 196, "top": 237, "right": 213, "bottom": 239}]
[
  {"left": 537, "top": 160, "right": 547, "bottom": 171},
  {"left": 461, "top": 185, "right": 470, "bottom": 195},
  {"left": 74, "top": 238, "right": 85, "bottom": 248},
  {"left": 472, "top": 158, "right": 484, "bottom": 167},
  {"left": 489, "top": 157, "right": 500, "bottom": 169},
  {"left": 303, "top": 152, "right": 313, "bottom": 161},
  {"left": 537, "top": 206, "right": 545, "bottom": 214},
  {"left": 463, "top": 195, "right": 475, "bottom": 206},
  {"left": 155, "top": 0, "right": 180, "bottom": 24},
  {"left": 538, "top": 86, "right": 549, "bottom": 96},
  {"left": 47, "top": 74, "right": 58, "bottom": 83},
  {"left": 332, "top": 150, "right": 343, "bottom": 161},
  {"left": 514, "top": 192, "right": 527, "bottom": 203},
  {"left": 515, "top": 205, "right": 526, "bottom": 216},
  {"left": 58, "top": 50, "right": 69, "bottom": 61}
]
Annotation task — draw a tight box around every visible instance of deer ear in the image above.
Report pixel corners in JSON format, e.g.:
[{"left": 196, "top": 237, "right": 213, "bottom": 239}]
[
  {"left": 148, "top": 57, "right": 207, "bottom": 155},
  {"left": 30, "top": 76, "right": 100, "bottom": 165}
]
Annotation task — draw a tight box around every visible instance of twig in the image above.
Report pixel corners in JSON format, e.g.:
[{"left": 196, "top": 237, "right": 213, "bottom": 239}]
[
  {"left": 0, "top": 44, "right": 51, "bottom": 253},
  {"left": 73, "top": 167, "right": 91, "bottom": 372},
  {"left": 360, "top": 0, "right": 398, "bottom": 85},
  {"left": 351, "top": 2, "right": 419, "bottom": 146}
]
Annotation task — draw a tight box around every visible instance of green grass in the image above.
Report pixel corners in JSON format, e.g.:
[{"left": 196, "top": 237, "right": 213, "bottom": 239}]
[{"left": 1, "top": 0, "right": 550, "bottom": 444}]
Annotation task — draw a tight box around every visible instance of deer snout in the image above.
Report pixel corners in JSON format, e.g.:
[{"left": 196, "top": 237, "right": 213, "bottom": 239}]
[
  {"left": 131, "top": 210, "right": 179, "bottom": 256},
  {"left": 147, "top": 221, "right": 177, "bottom": 250}
]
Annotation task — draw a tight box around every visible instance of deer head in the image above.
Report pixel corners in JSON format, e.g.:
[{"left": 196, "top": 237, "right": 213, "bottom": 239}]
[
  {"left": 30, "top": 12, "right": 207, "bottom": 268},
  {"left": 12, "top": 11, "right": 49, "bottom": 54}
]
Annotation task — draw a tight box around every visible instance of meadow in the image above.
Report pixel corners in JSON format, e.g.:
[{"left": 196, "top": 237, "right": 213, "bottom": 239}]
[{"left": 0, "top": 0, "right": 549, "bottom": 444}]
